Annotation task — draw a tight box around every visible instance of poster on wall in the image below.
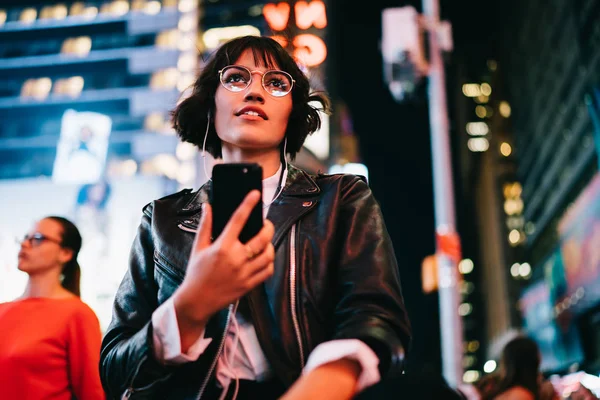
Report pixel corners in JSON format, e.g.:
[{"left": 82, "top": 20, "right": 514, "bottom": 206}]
[
  {"left": 558, "top": 173, "right": 600, "bottom": 313},
  {"left": 52, "top": 109, "right": 112, "bottom": 184}
]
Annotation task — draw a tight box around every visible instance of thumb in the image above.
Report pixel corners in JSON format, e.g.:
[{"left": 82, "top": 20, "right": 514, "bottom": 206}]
[{"left": 193, "top": 203, "right": 213, "bottom": 251}]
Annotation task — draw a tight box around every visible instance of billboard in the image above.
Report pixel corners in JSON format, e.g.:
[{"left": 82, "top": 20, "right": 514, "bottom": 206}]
[
  {"left": 558, "top": 173, "right": 600, "bottom": 313},
  {"left": 52, "top": 109, "right": 112, "bottom": 184}
]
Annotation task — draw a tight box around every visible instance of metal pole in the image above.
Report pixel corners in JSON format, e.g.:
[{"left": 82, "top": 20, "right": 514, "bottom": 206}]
[{"left": 422, "top": 0, "right": 464, "bottom": 387}]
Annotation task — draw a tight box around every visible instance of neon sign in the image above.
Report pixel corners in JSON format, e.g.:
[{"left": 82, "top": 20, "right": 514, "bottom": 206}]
[{"left": 263, "top": 1, "right": 327, "bottom": 67}]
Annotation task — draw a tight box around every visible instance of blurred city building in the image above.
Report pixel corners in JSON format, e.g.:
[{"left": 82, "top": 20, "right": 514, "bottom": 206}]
[{"left": 452, "top": 0, "right": 600, "bottom": 384}]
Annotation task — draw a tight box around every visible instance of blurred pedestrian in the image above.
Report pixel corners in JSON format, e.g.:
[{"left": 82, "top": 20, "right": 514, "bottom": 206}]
[
  {"left": 0, "top": 216, "right": 105, "bottom": 400},
  {"left": 483, "top": 336, "right": 541, "bottom": 400}
]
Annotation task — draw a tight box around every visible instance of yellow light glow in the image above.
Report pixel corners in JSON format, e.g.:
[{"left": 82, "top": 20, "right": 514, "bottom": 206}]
[
  {"left": 467, "top": 341, "right": 480, "bottom": 353},
  {"left": 475, "top": 105, "right": 486, "bottom": 118},
  {"left": 458, "top": 259, "right": 474, "bottom": 274},
  {"left": 145, "top": 1, "right": 161, "bottom": 15},
  {"left": 499, "top": 101, "right": 511, "bottom": 118},
  {"left": 177, "top": 53, "right": 197, "bottom": 72},
  {"left": 0, "top": 10, "right": 6, "bottom": 25},
  {"left": 466, "top": 122, "right": 489, "bottom": 136},
  {"left": 484, "top": 360, "right": 497, "bottom": 373},
  {"left": 519, "top": 262, "right": 531, "bottom": 278},
  {"left": 510, "top": 263, "right": 520, "bottom": 278},
  {"left": 480, "top": 83, "right": 492, "bottom": 96},
  {"left": 467, "top": 137, "right": 489, "bottom": 152},
  {"left": 145, "top": 112, "right": 165, "bottom": 131},
  {"left": 202, "top": 26, "right": 261, "bottom": 49},
  {"left": 178, "top": 14, "right": 196, "bottom": 31},
  {"left": 487, "top": 60, "right": 497, "bottom": 71},
  {"left": 177, "top": 74, "right": 195, "bottom": 92},
  {"left": 510, "top": 182, "right": 522, "bottom": 198},
  {"left": 458, "top": 303, "right": 473, "bottom": 316},
  {"left": 178, "top": 0, "right": 198, "bottom": 13},
  {"left": 475, "top": 95, "right": 489, "bottom": 104},
  {"left": 500, "top": 142, "right": 512, "bottom": 157},
  {"left": 20, "top": 8, "right": 38, "bottom": 23},
  {"left": 463, "top": 370, "right": 480, "bottom": 384},
  {"left": 508, "top": 229, "right": 521, "bottom": 245},
  {"left": 462, "top": 83, "right": 481, "bottom": 97}
]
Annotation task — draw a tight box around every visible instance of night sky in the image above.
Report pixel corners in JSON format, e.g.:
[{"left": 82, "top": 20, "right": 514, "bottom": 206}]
[{"left": 328, "top": 0, "right": 502, "bottom": 374}]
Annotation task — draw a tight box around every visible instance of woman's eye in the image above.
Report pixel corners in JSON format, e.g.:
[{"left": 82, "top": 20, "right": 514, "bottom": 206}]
[{"left": 226, "top": 74, "right": 247, "bottom": 83}]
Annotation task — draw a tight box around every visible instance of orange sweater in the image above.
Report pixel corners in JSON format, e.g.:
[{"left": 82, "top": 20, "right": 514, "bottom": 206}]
[{"left": 0, "top": 297, "right": 105, "bottom": 400}]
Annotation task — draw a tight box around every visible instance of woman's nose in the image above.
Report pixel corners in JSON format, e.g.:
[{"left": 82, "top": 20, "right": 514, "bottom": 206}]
[{"left": 244, "top": 78, "right": 265, "bottom": 103}]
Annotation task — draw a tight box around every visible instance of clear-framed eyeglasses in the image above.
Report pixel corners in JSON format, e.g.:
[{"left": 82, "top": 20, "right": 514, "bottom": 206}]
[{"left": 218, "top": 65, "right": 295, "bottom": 97}]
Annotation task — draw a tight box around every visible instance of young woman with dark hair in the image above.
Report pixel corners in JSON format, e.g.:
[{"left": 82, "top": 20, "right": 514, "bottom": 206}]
[
  {"left": 485, "top": 336, "right": 542, "bottom": 400},
  {"left": 0, "top": 216, "right": 105, "bottom": 400},
  {"left": 101, "top": 35, "right": 411, "bottom": 400}
]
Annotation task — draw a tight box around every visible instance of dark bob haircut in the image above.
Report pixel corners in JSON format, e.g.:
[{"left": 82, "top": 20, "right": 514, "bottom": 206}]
[{"left": 171, "top": 35, "right": 331, "bottom": 160}]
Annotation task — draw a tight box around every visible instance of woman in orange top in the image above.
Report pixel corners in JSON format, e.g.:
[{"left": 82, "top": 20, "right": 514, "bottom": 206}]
[{"left": 0, "top": 216, "right": 105, "bottom": 400}]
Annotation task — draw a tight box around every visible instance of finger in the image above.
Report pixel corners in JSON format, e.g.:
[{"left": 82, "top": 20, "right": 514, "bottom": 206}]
[
  {"left": 245, "top": 262, "right": 275, "bottom": 289},
  {"left": 244, "top": 243, "right": 275, "bottom": 276},
  {"left": 221, "top": 190, "right": 261, "bottom": 242},
  {"left": 193, "top": 203, "right": 213, "bottom": 251},
  {"left": 244, "top": 220, "right": 275, "bottom": 258}
]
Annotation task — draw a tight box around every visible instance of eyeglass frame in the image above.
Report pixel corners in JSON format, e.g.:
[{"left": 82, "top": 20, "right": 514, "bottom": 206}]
[
  {"left": 217, "top": 65, "right": 296, "bottom": 97},
  {"left": 18, "top": 232, "right": 63, "bottom": 248}
]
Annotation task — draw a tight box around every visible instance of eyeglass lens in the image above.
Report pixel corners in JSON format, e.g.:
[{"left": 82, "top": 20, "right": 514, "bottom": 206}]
[{"left": 220, "top": 66, "right": 292, "bottom": 97}]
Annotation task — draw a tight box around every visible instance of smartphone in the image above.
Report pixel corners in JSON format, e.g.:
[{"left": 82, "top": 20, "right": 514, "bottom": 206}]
[{"left": 210, "top": 163, "right": 263, "bottom": 244}]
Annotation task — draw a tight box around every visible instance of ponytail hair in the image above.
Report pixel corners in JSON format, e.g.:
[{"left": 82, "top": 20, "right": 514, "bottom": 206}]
[{"left": 46, "top": 216, "right": 82, "bottom": 297}]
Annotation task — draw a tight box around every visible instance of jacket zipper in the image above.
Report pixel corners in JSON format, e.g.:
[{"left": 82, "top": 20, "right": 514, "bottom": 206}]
[
  {"left": 178, "top": 223, "right": 196, "bottom": 233},
  {"left": 289, "top": 224, "right": 305, "bottom": 368},
  {"left": 195, "top": 303, "right": 235, "bottom": 400},
  {"left": 154, "top": 254, "right": 185, "bottom": 283},
  {"left": 120, "top": 355, "right": 171, "bottom": 399}
]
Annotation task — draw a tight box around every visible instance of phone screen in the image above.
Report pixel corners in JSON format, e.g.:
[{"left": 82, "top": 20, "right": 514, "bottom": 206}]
[{"left": 210, "top": 163, "right": 263, "bottom": 243}]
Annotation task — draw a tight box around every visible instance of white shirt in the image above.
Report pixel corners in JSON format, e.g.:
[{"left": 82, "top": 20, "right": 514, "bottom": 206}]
[{"left": 152, "top": 165, "right": 380, "bottom": 393}]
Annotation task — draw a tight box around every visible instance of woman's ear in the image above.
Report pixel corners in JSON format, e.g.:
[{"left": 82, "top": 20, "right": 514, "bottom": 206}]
[{"left": 58, "top": 247, "right": 74, "bottom": 265}]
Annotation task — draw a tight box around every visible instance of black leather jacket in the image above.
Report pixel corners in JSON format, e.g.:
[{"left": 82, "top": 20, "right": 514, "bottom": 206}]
[{"left": 100, "top": 165, "right": 412, "bottom": 399}]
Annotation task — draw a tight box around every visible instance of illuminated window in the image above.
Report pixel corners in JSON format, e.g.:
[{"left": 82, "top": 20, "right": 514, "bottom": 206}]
[
  {"left": 177, "top": 53, "right": 196, "bottom": 72},
  {"left": 467, "top": 137, "right": 489, "bottom": 152},
  {"left": 480, "top": 83, "right": 492, "bottom": 96},
  {"left": 144, "top": 112, "right": 166, "bottom": 131},
  {"left": 178, "top": 14, "right": 196, "bottom": 31},
  {"left": 163, "top": 0, "right": 178, "bottom": 8},
  {"left": 145, "top": 1, "right": 162, "bottom": 14},
  {"left": 155, "top": 30, "right": 180, "bottom": 49},
  {"left": 70, "top": 2, "right": 85, "bottom": 15},
  {"left": 40, "top": 4, "right": 68, "bottom": 20},
  {"left": 0, "top": 9, "right": 7, "bottom": 26},
  {"left": 19, "top": 8, "right": 38, "bottom": 24},
  {"left": 177, "top": 74, "right": 195, "bottom": 92},
  {"left": 53, "top": 76, "right": 85, "bottom": 98},
  {"left": 61, "top": 37, "right": 92, "bottom": 56},
  {"left": 150, "top": 68, "right": 179, "bottom": 90},
  {"left": 21, "top": 78, "right": 53, "bottom": 100},
  {"left": 100, "top": 0, "right": 130, "bottom": 16},
  {"left": 178, "top": 0, "right": 198, "bottom": 13}
]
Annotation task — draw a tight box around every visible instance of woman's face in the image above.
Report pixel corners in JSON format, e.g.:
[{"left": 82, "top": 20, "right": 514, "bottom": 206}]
[
  {"left": 18, "top": 219, "right": 71, "bottom": 275},
  {"left": 214, "top": 49, "right": 293, "bottom": 154}
]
